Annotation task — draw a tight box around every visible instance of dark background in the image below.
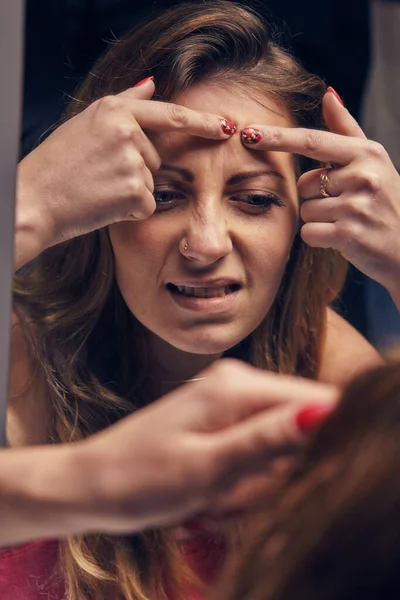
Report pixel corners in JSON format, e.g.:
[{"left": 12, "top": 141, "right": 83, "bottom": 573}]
[{"left": 22, "top": 0, "right": 371, "bottom": 337}]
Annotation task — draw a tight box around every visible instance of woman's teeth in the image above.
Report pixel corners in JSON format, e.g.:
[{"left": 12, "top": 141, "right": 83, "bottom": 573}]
[{"left": 175, "top": 285, "right": 232, "bottom": 298}]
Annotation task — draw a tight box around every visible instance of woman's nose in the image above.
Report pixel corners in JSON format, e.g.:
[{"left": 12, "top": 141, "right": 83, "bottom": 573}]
[{"left": 181, "top": 205, "right": 233, "bottom": 265}]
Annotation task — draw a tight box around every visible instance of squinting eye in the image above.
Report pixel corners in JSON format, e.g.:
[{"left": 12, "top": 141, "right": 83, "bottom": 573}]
[
  {"left": 232, "top": 193, "right": 284, "bottom": 212},
  {"left": 153, "top": 189, "right": 186, "bottom": 212},
  {"left": 153, "top": 190, "right": 180, "bottom": 204}
]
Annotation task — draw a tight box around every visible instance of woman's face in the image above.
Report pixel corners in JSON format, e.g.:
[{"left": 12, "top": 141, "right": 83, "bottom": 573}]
[{"left": 108, "top": 82, "right": 299, "bottom": 355}]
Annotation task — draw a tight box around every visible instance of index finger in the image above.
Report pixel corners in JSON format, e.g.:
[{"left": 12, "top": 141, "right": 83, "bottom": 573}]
[
  {"left": 196, "top": 360, "right": 339, "bottom": 428},
  {"left": 120, "top": 97, "right": 237, "bottom": 140},
  {"left": 240, "top": 125, "right": 366, "bottom": 165}
]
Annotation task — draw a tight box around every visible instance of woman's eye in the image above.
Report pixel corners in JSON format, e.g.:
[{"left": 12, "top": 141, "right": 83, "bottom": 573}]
[
  {"left": 154, "top": 190, "right": 177, "bottom": 203},
  {"left": 232, "top": 193, "right": 284, "bottom": 212},
  {"left": 153, "top": 189, "right": 185, "bottom": 210}
]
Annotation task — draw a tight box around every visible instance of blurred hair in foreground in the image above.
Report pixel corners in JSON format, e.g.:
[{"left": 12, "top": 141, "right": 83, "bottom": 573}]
[{"left": 219, "top": 357, "right": 400, "bottom": 600}]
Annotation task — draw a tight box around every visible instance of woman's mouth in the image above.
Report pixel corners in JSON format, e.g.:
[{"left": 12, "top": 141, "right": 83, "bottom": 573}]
[
  {"left": 166, "top": 283, "right": 241, "bottom": 298},
  {"left": 165, "top": 282, "right": 242, "bottom": 313}
]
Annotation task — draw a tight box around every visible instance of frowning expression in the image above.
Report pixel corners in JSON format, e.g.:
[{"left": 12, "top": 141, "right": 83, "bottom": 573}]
[{"left": 108, "top": 82, "right": 299, "bottom": 355}]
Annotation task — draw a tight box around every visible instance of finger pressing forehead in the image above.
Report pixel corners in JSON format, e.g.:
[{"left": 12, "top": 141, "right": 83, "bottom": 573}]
[
  {"left": 240, "top": 125, "right": 365, "bottom": 165},
  {"left": 129, "top": 99, "right": 237, "bottom": 140}
]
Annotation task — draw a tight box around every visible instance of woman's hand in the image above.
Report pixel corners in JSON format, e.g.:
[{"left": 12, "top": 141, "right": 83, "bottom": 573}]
[
  {"left": 0, "top": 361, "right": 337, "bottom": 546},
  {"left": 15, "top": 78, "right": 235, "bottom": 269},
  {"left": 64, "top": 360, "right": 336, "bottom": 536},
  {"left": 240, "top": 89, "right": 400, "bottom": 307}
]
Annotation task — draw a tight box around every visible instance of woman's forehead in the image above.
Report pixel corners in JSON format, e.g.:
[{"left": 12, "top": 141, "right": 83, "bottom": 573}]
[
  {"left": 152, "top": 82, "right": 296, "bottom": 181},
  {"left": 174, "top": 81, "right": 292, "bottom": 130}
]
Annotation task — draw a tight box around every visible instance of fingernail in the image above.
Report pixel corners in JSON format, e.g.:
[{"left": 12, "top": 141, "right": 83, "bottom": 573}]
[
  {"left": 134, "top": 76, "right": 154, "bottom": 87},
  {"left": 327, "top": 86, "right": 344, "bottom": 107},
  {"left": 241, "top": 128, "right": 262, "bottom": 144},
  {"left": 296, "top": 403, "right": 334, "bottom": 433},
  {"left": 220, "top": 118, "right": 236, "bottom": 136}
]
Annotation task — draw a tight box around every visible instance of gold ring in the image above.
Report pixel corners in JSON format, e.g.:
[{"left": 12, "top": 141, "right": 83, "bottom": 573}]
[{"left": 320, "top": 169, "right": 331, "bottom": 198}]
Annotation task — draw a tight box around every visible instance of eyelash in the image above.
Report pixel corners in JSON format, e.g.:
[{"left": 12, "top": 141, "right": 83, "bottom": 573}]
[
  {"left": 231, "top": 193, "right": 284, "bottom": 214},
  {"left": 153, "top": 190, "right": 284, "bottom": 214}
]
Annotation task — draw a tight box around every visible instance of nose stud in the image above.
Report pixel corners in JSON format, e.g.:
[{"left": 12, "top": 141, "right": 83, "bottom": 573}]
[{"left": 184, "top": 242, "right": 189, "bottom": 252}]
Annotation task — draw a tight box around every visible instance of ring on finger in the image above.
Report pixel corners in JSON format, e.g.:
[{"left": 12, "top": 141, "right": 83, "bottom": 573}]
[{"left": 320, "top": 169, "right": 332, "bottom": 198}]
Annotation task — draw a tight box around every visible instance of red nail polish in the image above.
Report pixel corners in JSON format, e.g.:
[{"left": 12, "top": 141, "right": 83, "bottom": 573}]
[
  {"left": 220, "top": 118, "right": 236, "bottom": 136},
  {"left": 327, "top": 86, "right": 344, "bottom": 106},
  {"left": 134, "top": 76, "right": 154, "bottom": 87},
  {"left": 296, "top": 404, "right": 334, "bottom": 432},
  {"left": 241, "top": 128, "right": 262, "bottom": 144}
]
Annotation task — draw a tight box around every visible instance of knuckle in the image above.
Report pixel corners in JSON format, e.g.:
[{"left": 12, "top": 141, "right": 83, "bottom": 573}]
[
  {"left": 125, "top": 177, "right": 145, "bottom": 199},
  {"left": 357, "top": 170, "right": 381, "bottom": 194},
  {"left": 146, "top": 174, "right": 155, "bottom": 194},
  {"left": 365, "top": 141, "right": 387, "bottom": 161},
  {"left": 206, "top": 359, "right": 242, "bottom": 389},
  {"left": 264, "top": 127, "right": 283, "bottom": 146},
  {"left": 271, "top": 128, "right": 283, "bottom": 145},
  {"left": 132, "top": 153, "right": 146, "bottom": 171},
  {"left": 335, "top": 220, "right": 364, "bottom": 251},
  {"left": 141, "top": 195, "right": 156, "bottom": 218},
  {"left": 153, "top": 153, "right": 162, "bottom": 171},
  {"left": 346, "top": 196, "right": 371, "bottom": 221},
  {"left": 303, "top": 130, "right": 322, "bottom": 154},
  {"left": 168, "top": 104, "right": 189, "bottom": 128},
  {"left": 297, "top": 178, "right": 308, "bottom": 199},
  {"left": 95, "top": 94, "right": 121, "bottom": 114},
  {"left": 300, "top": 201, "right": 312, "bottom": 221},
  {"left": 119, "top": 150, "right": 145, "bottom": 175},
  {"left": 202, "top": 114, "right": 217, "bottom": 137},
  {"left": 130, "top": 128, "right": 144, "bottom": 145},
  {"left": 113, "top": 122, "right": 135, "bottom": 144}
]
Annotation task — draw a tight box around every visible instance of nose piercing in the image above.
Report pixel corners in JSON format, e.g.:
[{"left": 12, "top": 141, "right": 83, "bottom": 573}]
[{"left": 183, "top": 240, "right": 189, "bottom": 253}]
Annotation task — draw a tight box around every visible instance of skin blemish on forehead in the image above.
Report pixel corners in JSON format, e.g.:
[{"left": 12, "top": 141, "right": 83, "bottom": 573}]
[{"left": 153, "top": 81, "right": 299, "bottom": 200}]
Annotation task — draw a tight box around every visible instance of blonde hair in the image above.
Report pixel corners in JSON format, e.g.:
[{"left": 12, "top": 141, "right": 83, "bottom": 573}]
[{"left": 14, "top": 1, "right": 346, "bottom": 598}]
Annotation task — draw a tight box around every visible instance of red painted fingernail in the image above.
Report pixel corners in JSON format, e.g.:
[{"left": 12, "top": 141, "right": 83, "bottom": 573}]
[
  {"left": 241, "top": 128, "right": 262, "bottom": 144},
  {"left": 327, "top": 86, "right": 344, "bottom": 107},
  {"left": 220, "top": 118, "right": 237, "bottom": 136},
  {"left": 296, "top": 403, "right": 334, "bottom": 432},
  {"left": 134, "top": 76, "right": 154, "bottom": 87}
]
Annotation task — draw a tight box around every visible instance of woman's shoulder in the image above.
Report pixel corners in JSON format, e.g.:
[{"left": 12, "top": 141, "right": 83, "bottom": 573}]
[{"left": 318, "top": 307, "right": 383, "bottom": 388}]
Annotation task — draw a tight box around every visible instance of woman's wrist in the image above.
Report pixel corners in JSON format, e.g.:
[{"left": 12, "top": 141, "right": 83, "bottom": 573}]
[{"left": 14, "top": 161, "right": 54, "bottom": 271}]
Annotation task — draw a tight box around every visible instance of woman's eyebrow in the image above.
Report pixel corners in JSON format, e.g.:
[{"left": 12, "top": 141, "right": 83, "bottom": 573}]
[
  {"left": 227, "top": 169, "right": 287, "bottom": 185},
  {"left": 158, "top": 165, "right": 194, "bottom": 182},
  {"left": 157, "top": 166, "right": 288, "bottom": 185}
]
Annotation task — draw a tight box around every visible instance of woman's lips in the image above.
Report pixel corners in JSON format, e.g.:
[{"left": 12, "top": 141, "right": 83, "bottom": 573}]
[
  {"left": 166, "top": 282, "right": 241, "bottom": 313},
  {"left": 168, "top": 283, "right": 239, "bottom": 298}
]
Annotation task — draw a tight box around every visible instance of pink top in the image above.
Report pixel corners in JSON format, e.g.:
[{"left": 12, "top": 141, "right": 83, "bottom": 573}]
[
  {"left": 0, "top": 527, "right": 227, "bottom": 600},
  {"left": 0, "top": 539, "right": 63, "bottom": 600}
]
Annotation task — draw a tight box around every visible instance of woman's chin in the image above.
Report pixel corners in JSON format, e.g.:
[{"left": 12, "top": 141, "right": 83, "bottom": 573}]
[{"left": 162, "top": 330, "right": 244, "bottom": 356}]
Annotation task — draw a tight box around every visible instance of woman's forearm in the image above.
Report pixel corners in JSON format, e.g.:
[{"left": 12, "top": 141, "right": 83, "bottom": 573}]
[{"left": 0, "top": 443, "right": 89, "bottom": 547}]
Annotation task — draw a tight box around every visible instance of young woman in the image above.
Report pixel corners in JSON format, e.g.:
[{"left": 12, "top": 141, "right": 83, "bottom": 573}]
[
  {"left": 6, "top": 1, "right": 391, "bottom": 598},
  {"left": 221, "top": 358, "right": 400, "bottom": 600}
]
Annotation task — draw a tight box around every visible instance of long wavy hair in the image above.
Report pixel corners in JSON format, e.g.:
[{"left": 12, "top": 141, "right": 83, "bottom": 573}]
[
  {"left": 222, "top": 359, "right": 400, "bottom": 600},
  {"left": 13, "top": 1, "right": 346, "bottom": 599}
]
